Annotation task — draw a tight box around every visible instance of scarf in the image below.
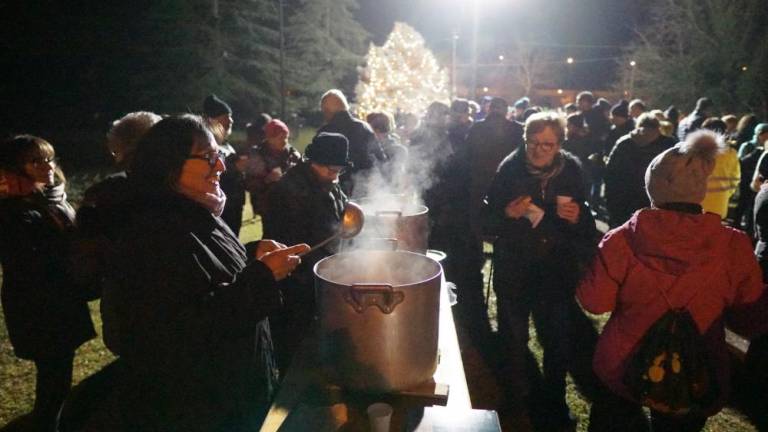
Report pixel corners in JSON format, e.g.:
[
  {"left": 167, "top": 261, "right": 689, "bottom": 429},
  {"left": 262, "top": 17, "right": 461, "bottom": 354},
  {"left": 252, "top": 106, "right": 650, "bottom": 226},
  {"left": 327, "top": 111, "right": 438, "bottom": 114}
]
[
  {"left": 39, "top": 182, "right": 67, "bottom": 204},
  {"left": 525, "top": 151, "right": 565, "bottom": 183},
  {"left": 176, "top": 184, "right": 227, "bottom": 217},
  {"left": 23, "top": 182, "right": 75, "bottom": 229}
]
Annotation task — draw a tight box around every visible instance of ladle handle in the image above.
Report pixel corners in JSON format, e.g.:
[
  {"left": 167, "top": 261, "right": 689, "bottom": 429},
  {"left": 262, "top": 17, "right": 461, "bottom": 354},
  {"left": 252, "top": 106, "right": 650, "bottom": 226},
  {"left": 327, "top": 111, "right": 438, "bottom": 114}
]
[{"left": 297, "top": 233, "right": 340, "bottom": 257}]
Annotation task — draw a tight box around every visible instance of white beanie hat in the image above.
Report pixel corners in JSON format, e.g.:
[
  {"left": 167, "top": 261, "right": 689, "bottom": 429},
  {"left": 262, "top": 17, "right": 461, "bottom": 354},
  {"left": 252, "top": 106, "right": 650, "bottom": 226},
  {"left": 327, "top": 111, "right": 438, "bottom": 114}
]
[{"left": 645, "top": 130, "right": 724, "bottom": 206}]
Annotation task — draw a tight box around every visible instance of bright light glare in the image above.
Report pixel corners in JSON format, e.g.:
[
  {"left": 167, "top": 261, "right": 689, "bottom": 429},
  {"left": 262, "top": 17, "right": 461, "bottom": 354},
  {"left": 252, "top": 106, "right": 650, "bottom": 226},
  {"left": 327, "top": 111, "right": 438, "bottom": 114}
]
[
  {"left": 557, "top": 89, "right": 563, "bottom": 94},
  {"left": 482, "top": 86, "right": 489, "bottom": 93},
  {"left": 498, "top": 55, "right": 504, "bottom": 61},
  {"left": 566, "top": 57, "right": 574, "bottom": 64},
  {"left": 630, "top": 60, "right": 636, "bottom": 67}
]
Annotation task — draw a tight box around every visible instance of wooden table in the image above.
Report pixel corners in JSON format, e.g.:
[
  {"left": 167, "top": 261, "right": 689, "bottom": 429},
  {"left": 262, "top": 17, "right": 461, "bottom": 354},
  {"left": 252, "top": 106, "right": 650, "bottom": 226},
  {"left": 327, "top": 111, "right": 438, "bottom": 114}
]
[{"left": 260, "top": 277, "right": 471, "bottom": 431}]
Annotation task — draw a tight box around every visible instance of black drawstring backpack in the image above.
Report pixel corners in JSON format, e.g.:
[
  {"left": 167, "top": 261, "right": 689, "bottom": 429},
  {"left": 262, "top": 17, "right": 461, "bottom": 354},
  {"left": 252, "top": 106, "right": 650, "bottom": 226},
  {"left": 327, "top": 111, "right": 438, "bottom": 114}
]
[{"left": 622, "top": 272, "right": 720, "bottom": 415}]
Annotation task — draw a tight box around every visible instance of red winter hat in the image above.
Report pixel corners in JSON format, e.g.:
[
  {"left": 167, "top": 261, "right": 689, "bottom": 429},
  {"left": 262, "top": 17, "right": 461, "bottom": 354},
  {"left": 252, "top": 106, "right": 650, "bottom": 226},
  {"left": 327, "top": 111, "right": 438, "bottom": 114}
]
[{"left": 265, "top": 119, "right": 289, "bottom": 139}]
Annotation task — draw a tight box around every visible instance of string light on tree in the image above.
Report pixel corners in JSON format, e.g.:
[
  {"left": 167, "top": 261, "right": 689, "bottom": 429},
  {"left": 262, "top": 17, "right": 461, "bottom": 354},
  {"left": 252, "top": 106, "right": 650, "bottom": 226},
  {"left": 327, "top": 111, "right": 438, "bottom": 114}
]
[{"left": 355, "top": 22, "right": 449, "bottom": 118}]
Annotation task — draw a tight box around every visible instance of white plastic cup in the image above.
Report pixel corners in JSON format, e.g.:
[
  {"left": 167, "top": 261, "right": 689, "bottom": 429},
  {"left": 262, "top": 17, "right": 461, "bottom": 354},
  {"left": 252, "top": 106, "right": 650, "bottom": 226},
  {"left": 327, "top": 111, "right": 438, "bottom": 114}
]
[
  {"left": 367, "top": 402, "right": 393, "bottom": 432},
  {"left": 556, "top": 195, "right": 573, "bottom": 205}
]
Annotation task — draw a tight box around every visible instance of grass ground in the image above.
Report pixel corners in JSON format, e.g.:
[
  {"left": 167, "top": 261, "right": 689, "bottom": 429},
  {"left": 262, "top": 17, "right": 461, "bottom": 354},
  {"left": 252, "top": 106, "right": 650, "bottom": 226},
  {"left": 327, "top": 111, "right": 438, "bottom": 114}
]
[{"left": 0, "top": 172, "right": 762, "bottom": 431}]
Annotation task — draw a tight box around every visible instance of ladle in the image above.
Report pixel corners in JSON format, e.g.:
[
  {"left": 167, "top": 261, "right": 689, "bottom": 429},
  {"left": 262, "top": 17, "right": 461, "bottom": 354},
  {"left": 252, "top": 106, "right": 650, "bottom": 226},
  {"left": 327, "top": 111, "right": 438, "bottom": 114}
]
[{"left": 297, "top": 202, "right": 364, "bottom": 257}]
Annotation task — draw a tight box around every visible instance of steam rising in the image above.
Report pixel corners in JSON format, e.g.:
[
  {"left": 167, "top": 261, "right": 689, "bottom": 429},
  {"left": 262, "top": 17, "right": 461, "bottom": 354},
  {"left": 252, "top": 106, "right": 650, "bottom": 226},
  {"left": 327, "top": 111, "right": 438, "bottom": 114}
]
[
  {"left": 343, "top": 126, "right": 452, "bottom": 255},
  {"left": 316, "top": 250, "right": 441, "bottom": 288}
]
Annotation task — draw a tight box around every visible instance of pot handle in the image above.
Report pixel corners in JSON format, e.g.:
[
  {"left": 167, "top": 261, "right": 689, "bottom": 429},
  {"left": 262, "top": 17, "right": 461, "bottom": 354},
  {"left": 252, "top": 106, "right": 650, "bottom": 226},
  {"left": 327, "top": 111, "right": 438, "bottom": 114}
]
[{"left": 345, "top": 284, "right": 405, "bottom": 314}]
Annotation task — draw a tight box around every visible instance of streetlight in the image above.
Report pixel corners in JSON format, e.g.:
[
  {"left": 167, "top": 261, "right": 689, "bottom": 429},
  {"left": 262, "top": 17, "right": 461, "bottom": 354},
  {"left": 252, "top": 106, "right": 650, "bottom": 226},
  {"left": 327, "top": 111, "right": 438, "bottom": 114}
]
[
  {"left": 450, "top": 31, "right": 459, "bottom": 100},
  {"left": 629, "top": 60, "right": 637, "bottom": 98},
  {"left": 278, "top": 0, "right": 286, "bottom": 118},
  {"left": 498, "top": 54, "right": 505, "bottom": 61},
  {"left": 470, "top": 1, "right": 479, "bottom": 100},
  {"left": 565, "top": 57, "right": 574, "bottom": 89}
]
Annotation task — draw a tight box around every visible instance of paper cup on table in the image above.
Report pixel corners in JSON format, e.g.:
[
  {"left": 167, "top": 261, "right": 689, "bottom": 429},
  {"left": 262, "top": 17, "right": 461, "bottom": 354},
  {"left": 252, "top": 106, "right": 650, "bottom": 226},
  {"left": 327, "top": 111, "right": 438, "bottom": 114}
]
[{"left": 367, "top": 402, "right": 393, "bottom": 432}]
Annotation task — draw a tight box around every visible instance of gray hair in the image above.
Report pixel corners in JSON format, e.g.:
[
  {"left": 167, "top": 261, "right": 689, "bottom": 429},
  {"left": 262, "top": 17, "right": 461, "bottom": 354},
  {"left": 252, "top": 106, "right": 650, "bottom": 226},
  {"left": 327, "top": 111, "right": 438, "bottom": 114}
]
[
  {"left": 320, "top": 89, "right": 350, "bottom": 111},
  {"left": 107, "top": 111, "right": 163, "bottom": 158}
]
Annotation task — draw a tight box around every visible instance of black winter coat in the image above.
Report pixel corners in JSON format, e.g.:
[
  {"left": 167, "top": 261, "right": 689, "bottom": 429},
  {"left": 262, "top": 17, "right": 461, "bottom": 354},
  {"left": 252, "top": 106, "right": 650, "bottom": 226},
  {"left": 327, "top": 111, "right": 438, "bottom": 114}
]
[
  {"left": 317, "top": 110, "right": 384, "bottom": 196},
  {"left": 604, "top": 119, "right": 634, "bottom": 156},
  {"left": 467, "top": 113, "right": 524, "bottom": 231},
  {"left": 0, "top": 188, "right": 95, "bottom": 359},
  {"left": 604, "top": 133, "right": 675, "bottom": 227},
  {"left": 482, "top": 150, "right": 598, "bottom": 294},
  {"left": 73, "top": 172, "right": 131, "bottom": 296},
  {"left": 102, "top": 194, "right": 280, "bottom": 431},
  {"left": 677, "top": 109, "right": 707, "bottom": 141},
  {"left": 754, "top": 186, "right": 768, "bottom": 272},
  {"left": 263, "top": 161, "right": 347, "bottom": 289}
]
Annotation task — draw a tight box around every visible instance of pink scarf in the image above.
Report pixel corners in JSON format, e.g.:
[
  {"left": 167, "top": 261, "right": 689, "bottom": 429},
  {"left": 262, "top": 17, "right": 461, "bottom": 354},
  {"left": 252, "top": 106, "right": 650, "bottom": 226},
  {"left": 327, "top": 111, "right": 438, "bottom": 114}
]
[{"left": 177, "top": 184, "right": 227, "bottom": 217}]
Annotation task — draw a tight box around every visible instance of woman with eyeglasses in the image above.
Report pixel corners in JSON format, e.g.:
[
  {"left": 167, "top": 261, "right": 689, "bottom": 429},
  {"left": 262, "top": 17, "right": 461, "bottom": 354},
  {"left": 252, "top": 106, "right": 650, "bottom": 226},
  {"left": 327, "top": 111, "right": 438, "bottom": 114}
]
[
  {"left": 100, "top": 115, "right": 308, "bottom": 431},
  {"left": 482, "top": 112, "right": 598, "bottom": 430},
  {"left": 0, "top": 135, "right": 96, "bottom": 431}
]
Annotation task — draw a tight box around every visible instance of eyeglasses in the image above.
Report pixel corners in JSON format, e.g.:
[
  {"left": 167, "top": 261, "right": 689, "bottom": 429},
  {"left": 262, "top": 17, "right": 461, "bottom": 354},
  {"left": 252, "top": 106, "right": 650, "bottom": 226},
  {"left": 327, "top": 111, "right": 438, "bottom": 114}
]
[
  {"left": 323, "top": 165, "right": 346, "bottom": 175},
  {"left": 187, "top": 151, "right": 225, "bottom": 167},
  {"left": 526, "top": 141, "right": 558, "bottom": 150},
  {"left": 27, "top": 157, "right": 58, "bottom": 168}
]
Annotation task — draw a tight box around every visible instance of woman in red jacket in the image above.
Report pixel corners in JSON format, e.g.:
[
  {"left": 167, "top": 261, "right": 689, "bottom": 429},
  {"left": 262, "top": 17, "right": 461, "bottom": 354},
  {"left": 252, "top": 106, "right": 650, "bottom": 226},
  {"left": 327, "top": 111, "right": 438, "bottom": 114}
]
[{"left": 577, "top": 130, "right": 768, "bottom": 432}]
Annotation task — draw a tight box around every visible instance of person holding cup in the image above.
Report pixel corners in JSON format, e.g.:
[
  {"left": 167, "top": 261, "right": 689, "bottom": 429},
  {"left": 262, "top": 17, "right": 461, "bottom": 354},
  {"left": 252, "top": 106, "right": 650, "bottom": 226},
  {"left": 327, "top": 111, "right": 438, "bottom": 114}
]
[
  {"left": 244, "top": 118, "right": 302, "bottom": 219},
  {"left": 101, "top": 115, "right": 309, "bottom": 431},
  {"left": 482, "top": 112, "right": 598, "bottom": 430}
]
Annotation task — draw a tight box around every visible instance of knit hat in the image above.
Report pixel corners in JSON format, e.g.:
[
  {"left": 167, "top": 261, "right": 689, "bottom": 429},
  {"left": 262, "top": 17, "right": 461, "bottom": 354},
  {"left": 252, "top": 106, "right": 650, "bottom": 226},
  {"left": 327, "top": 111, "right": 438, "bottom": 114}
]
[
  {"left": 305, "top": 132, "right": 351, "bottom": 167},
  {"left": 755, "top": 123, "right": 768, "bottom": 140},
  {"left": 489, "top": 97, "right": 508, "bottom": 114},
  {"left": 664, "top": 106, "right": 680, "bottom": 124},
  {"left": 451, "top": 99, "right": 470, "bottom": 114},
  {"left": 514, "top": 97, "right": 530, "bottom": 110},
  {"left": 695, "top": 97, "right": 713, "bottom": 112},
  {"left": 203, "top": 94, "right": 232, "bottom": 118},
  {"left": 265, "top": 119, "right": 289, "bottom": 139},
  {"left": 611, "top": 100, "right": 629, "bottom": 118},
  {"left": 645, "top": 130, "right": 723, "bottom": 206}
]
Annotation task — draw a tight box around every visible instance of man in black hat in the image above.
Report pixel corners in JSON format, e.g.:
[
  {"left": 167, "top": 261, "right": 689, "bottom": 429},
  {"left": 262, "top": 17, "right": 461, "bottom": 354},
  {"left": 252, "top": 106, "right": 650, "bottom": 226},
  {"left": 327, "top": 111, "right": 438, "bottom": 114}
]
[
  {"left": 514, "top": 97, "right": 530, "bottom": 122},
  {"left": 678, "top": 97, "right": 714, "bottom": 141},
  {"left": 262, "top": 132, "right": 350, "bottom": 372},
  {"left": 202, "top": 94, "right": 248, "bottom": 235},
  {"left": 605, "top": 99, "right": 634, "bottom": 156}
]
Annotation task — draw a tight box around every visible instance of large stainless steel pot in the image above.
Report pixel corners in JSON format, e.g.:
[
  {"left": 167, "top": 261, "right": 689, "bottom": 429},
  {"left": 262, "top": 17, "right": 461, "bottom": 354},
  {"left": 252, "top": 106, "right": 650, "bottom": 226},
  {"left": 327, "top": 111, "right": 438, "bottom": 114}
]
[
  {"left": 314, "top": 250, "right": 442, "bottom": 392},
  {"left": 354, "top": 196, "right": 429, "bottom": 254}
]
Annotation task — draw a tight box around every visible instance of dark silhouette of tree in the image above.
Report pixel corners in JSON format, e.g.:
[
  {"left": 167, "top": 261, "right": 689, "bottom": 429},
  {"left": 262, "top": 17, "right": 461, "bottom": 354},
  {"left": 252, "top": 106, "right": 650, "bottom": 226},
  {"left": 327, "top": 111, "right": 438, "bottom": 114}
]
[
  {"left": 284, "top": 0, "right": 369, "bottom": 112},
  {"left": 619, "top": 0, "right": 768, "bottom": 116}
]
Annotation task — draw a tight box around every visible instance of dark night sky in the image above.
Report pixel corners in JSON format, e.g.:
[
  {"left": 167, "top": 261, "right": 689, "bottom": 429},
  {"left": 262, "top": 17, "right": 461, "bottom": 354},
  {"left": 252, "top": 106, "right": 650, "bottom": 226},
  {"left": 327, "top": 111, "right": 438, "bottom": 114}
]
[{"left": 355, "top": 0, "right": 644, "bottom": 89}]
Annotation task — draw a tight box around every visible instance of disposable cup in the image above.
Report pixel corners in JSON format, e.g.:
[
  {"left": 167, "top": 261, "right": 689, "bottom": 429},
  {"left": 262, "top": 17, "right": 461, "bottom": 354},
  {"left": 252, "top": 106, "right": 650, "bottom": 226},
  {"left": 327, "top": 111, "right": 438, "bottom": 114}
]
[
  {"left": 367, "top": 402, "right": 393, "bottom": 432},
  {"left": 556, "top": 195, "right": 573, "bottom": 205}
]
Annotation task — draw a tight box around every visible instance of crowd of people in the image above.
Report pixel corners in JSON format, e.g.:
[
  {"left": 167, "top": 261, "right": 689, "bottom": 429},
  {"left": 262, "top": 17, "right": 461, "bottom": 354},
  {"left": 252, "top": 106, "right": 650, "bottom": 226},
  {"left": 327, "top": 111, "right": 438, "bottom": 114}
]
[{"left": 1, "top": 87, "right": 768, "bottom": 432}]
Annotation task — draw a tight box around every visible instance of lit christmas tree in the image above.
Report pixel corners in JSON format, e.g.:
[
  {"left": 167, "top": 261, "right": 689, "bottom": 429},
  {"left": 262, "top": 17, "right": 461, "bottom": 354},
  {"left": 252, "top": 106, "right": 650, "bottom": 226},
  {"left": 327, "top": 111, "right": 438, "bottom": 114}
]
[{"left": 355, "top": 22, "right": 449, "bottom": 118}]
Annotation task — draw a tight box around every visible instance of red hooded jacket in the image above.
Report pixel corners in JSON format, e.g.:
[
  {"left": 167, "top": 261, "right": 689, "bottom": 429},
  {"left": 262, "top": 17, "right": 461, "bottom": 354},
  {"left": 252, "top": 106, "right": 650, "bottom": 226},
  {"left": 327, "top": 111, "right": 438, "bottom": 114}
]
[{"left": 577, "top": 208, "right": 768, "bottom": 413}]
